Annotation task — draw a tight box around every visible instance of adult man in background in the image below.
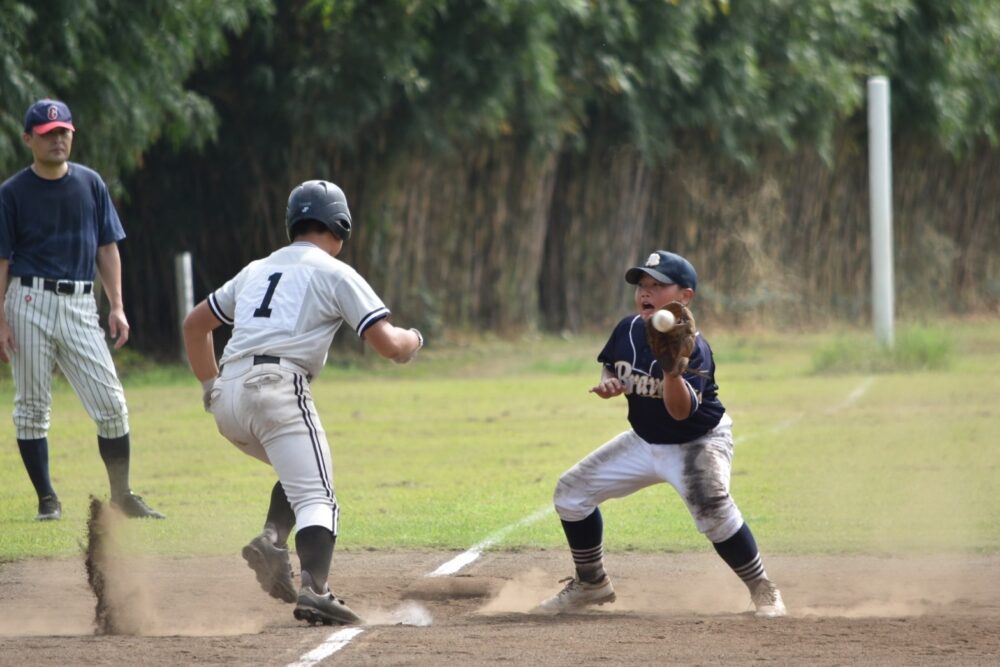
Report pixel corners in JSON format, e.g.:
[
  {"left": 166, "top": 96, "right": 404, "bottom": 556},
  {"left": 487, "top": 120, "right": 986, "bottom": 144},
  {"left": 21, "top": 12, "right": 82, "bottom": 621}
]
[{"left": 0, "top": 99, "right": 164, "bottom": 521}]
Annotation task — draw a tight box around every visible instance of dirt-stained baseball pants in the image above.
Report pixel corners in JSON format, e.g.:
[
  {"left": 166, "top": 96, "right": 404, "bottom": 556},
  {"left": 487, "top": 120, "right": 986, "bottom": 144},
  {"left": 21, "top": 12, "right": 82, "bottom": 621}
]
[
  {"left": 553, "top": 414, "right": 744, "bottom": 543},
  {"left": 210, "top": 355, "right": 339, "bottom": 533}
]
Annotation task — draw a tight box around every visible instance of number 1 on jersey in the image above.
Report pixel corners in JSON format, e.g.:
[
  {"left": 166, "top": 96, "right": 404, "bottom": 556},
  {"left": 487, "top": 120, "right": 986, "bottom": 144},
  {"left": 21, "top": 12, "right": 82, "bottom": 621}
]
[{"left": 253, "top": 272, "right": 283, "bottom": 318}]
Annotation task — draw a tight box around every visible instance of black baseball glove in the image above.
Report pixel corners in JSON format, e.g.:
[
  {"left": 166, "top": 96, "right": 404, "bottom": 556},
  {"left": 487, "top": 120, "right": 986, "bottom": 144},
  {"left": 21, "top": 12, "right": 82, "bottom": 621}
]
[{"left": 645, "top": 301, "right": 696, "bottom": 378}]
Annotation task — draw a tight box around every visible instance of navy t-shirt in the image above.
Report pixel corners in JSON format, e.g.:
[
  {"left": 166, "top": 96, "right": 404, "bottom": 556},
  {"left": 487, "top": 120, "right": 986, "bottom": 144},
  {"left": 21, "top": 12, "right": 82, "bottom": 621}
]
[
  {"left": 598, "top": 314, "right": 725, "bottom": 444},
  {"left": 0, "top": 162, "right": 125, "bottom": 281}
]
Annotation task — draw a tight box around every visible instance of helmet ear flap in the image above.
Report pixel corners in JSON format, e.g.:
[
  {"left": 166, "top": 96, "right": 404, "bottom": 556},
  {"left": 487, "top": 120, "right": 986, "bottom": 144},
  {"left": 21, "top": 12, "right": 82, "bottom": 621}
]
[{"left": 328, "top": 213, "right": 351, "bottom": 241}]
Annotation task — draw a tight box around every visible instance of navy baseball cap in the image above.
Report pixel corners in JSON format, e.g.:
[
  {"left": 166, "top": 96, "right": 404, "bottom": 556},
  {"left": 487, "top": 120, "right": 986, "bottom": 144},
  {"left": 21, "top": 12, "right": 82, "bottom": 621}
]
[
  {"left": 23, "top": 99, "right": 75, "bottom": 134},
  {"left": 625, "top": 250, "right": 698, "bottom": 290}
]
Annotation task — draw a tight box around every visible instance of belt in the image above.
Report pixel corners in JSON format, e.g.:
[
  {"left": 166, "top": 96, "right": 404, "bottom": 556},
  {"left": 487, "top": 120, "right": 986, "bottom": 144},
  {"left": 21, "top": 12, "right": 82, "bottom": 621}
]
[
  {"left": 20, "top": 275, "right": 93, "bottom": 295},
  {"left": 219, "top": 354, "right": 312, "bottom": 381},
  {"left": 253, "top": 354, "right": 281, "bottom": 365}
]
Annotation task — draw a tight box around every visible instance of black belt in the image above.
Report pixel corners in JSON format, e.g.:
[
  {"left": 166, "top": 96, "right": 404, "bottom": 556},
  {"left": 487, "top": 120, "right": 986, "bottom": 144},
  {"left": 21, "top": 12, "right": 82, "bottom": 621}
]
[
  {"left": 253, "top": 355, "right": 312, "bottom": 381},
  {"left": 220, "top": 354, "right": 310, "bottom": 381},
  {"left": 20, "top": 275, "right": 93, "bottom": 295},
  {"left": 253, "top": 354, "right": 281, "bottom": 365}
]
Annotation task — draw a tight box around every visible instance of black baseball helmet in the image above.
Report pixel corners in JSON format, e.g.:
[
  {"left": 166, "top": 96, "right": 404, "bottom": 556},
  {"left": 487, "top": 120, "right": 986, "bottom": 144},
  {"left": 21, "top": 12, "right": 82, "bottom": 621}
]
[{"left": 285, "top": 180, "right": 352, "bottom": 241}]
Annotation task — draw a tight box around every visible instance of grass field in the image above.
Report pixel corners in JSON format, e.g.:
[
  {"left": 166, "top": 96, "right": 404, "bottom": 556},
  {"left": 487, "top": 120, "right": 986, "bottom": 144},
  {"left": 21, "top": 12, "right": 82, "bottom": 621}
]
[{"left": 1, "top": 318, "right": 998, "bottom": 563}]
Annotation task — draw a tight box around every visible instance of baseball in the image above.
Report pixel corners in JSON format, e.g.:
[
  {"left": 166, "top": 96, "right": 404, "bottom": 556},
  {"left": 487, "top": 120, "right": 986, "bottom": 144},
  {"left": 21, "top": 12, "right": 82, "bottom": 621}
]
[{"left": 651, "top": 309, "right": 676, "bottom": 332}]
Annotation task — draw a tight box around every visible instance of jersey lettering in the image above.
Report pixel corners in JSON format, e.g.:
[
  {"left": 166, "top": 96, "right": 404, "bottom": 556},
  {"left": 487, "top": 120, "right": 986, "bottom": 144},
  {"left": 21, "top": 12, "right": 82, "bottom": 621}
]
[
  {"left": 613, "top": 360, "right": 663, "bottom": 398},
  {"left": 253, "top": 272, "right": 283, "bottom": 318},
  {"left": 234, "top": 264, "right": 316, "bottom": 332}
]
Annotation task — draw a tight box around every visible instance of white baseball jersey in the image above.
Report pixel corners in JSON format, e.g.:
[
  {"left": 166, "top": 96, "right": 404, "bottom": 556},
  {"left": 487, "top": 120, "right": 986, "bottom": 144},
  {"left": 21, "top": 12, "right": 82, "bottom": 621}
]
[
  {"left": 207, "top": 242, "right": 389, "bottom": 378},
  {"left": 207, "top": 241, "right": 389, "bottom": 534}
]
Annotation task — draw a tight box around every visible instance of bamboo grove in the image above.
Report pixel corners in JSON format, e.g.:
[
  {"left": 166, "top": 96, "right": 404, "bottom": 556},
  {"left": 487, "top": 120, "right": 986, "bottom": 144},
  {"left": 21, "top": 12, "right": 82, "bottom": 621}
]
[{"left": 2, "top": 1, "right": 999, "bottom": 354}]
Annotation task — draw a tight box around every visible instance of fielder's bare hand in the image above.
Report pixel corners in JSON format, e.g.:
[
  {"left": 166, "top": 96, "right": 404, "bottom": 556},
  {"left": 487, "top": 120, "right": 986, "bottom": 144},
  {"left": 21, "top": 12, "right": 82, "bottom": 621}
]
[
  {"left": 0, "top": 321, "right": 16, "bottom": 363},
  {"left": 590, "top": 376, "right": 625, "bottom": 398},
  {"left": 107, "top": 308, "right": 130, "bottom": 349}
]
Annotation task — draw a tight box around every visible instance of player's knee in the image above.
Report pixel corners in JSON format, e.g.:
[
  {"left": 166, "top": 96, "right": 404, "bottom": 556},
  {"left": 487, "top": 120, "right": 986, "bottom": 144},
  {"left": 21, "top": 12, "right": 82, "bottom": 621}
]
[
  {"left": 13, "top": 403, "right": 51, "bottom": 438},
  {"left": 696, "top": 502, "right": 744, "bottom": 543},
  {"left": 95, "top": 414, "right": 129, "bottom": 440},
  {"left": 14, "top": 401, "right": 50, "bottom": 420},
  {"left": 553, "top": 476, "right": 593, "bottom": 522},
  {"left": 294, "top": 500, "right": 337, "bottom": 534}
]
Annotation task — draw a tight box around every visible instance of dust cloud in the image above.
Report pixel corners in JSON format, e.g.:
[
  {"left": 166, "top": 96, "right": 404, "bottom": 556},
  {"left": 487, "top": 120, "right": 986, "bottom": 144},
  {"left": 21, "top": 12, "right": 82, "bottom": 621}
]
[{"left": 85, "top": 497, "right": 158, "bottom": 635}]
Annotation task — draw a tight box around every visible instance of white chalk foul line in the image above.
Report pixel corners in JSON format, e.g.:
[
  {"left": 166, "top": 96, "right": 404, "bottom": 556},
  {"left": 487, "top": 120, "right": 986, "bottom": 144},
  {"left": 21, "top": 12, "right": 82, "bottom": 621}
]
[
  {"left": 288, "top": 627, "right": 364, "bottom": 667},
  {"left": 288, "top": 504, "right": 553, "bottom": 665},
  {"left": 735, "top": 377, "right": 874, "bottom": 445},
  {"left": 428, "top": 505, "right": 554, "bottom": 577},
  {"left": 824, "top": 376, "right": 874, "bottom": 414}
]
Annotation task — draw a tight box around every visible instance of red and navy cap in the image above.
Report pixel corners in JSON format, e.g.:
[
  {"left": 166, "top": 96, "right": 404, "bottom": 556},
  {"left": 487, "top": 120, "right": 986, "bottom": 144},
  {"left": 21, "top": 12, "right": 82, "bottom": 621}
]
[
  {"left": 23, "top": 99, "right": 75, "bottom": 134},
  {"left": 625, "top": 250, "right": 698, "bottom": 290}
]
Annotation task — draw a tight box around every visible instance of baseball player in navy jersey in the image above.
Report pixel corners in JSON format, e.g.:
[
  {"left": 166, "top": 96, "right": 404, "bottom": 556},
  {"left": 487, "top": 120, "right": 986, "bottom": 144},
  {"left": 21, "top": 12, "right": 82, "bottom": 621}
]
[
  {"left": 535, "top": 250, "right": 785, "bottom": 618},
  {"left": 0, "top": 99, "right": 164, "bottom": 521},
  {"left": 183, "top": 179, "right": 423, "bottom": 626}
]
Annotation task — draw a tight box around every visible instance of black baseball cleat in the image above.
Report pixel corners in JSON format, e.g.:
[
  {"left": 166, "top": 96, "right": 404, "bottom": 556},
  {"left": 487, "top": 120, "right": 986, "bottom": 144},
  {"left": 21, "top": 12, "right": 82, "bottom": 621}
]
[
  {"left": 242, "top": 534, "right": 297, "bottom": 603},
  {"left": 35, "top": 494, "right": 62, "bottom": 521},
  {"left": 293, "top": 586, "right": 363, "bottom": 626},
  {"left": 111, "top": 493, "right": 165, "bottom": 519}
]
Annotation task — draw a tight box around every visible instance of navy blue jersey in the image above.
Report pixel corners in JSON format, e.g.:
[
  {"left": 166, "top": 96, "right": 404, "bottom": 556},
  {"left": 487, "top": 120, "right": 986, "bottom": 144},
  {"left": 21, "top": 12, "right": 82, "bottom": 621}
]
[
  {"left": 0, "top": 163, "right": 125, "bottom": 281},
  {"left": 598, "top": 315, "right": 725, "bottom": 444}
]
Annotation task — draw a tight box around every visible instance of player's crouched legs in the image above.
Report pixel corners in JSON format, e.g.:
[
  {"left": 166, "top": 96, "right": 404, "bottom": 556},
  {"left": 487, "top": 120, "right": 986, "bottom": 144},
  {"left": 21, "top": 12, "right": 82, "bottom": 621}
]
[
  {"left": 535, "top": 476, "right": 617, "bottom": 614},
  {"left": 711, "top": 523, "right": 786, "bottom": 618}
]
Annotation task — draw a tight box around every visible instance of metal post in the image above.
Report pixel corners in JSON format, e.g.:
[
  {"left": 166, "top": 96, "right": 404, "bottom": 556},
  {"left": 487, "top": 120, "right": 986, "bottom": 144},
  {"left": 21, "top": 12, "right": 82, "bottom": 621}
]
[
  {"left": 867, "top": 76, "right": 895, "bottom": 348},
  {"left": 175, "top": 252, "right": 194, "bottom": 358}
]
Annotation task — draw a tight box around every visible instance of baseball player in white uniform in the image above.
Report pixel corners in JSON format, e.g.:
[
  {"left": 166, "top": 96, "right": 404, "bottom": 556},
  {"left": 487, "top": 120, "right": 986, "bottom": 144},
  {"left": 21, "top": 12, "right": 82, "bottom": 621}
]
[{"left": 183, "top": 180, "right": 423, "bottom": 626}]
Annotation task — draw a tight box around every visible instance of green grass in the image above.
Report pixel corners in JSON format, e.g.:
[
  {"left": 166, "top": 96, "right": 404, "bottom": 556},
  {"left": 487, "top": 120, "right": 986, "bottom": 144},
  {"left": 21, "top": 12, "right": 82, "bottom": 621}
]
[
  {"left": 810, "top": 325, "right": 954, "bottom": 374},
  {"left": 1, "top": 319, "right": 998, "bottom": 562}
]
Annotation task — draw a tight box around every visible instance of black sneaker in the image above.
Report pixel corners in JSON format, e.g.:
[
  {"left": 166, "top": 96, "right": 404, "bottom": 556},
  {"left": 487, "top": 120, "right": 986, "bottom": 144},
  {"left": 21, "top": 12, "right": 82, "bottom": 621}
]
[
  {"left": 35, "top": 494, "right": 62, "bottom": 521},
  {"left": 293, "top": 586, "right": 363, "bottom": 626},
  {"left": 111, "top": 493, "right": 165, "bottom": 519},
  {"left": 242, "top": 534, "right": 297, "bottom": 603}
]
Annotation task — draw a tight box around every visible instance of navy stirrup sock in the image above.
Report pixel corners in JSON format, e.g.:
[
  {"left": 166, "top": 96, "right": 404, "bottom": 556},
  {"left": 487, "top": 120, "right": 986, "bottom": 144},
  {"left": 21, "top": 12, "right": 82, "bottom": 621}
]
[
  {"left": 561, "top": 509, "right": 607, "bottom": 583},
  {"left": 17, "top": 437, "right": 55, "bottom": 498}
]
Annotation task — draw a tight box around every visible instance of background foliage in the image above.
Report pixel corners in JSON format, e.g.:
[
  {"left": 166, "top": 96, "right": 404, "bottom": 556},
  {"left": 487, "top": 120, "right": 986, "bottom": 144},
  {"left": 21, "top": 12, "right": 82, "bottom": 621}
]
[{"left": 1, "top": 0, "right": 999, "bottom": 355}]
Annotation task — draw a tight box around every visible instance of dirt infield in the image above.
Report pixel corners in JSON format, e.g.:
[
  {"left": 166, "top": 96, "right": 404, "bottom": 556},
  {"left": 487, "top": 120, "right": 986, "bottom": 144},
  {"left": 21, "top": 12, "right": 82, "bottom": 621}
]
[{"left": 1, "top": 550, "right": 998, "bottom": 666}]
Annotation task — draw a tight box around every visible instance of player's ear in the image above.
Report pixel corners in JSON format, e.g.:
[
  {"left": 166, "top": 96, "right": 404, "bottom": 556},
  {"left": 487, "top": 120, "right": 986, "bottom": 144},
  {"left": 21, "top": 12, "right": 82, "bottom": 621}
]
[{"left": 679, "top": 288, "right": 695, "bottom": 305}]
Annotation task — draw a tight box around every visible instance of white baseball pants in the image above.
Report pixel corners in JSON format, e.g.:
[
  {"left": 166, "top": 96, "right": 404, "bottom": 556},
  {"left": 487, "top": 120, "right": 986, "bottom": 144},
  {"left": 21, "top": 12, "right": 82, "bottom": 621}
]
[
  {"left": 210, "top": 356, "right": 339, "bottom": 533},
  {"left": 553, "top": 414, "right": 744, "bottom": 543}
]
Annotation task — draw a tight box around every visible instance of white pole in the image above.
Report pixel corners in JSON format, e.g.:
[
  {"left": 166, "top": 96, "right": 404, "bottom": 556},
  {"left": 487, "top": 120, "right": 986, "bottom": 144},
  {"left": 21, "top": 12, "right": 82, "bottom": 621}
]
[
  {"left": 174, "top": 252, "right": 194, "bottom": 358},
  {"left": 867, "top": 76, "right": 895, "bottom": 348}
]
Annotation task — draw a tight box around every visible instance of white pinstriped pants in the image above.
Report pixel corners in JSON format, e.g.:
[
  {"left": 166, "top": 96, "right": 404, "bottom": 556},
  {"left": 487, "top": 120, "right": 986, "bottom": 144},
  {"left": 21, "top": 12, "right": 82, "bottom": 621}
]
[
  {"left": 5, "top": 281, "right": 129, "bottom": 440},
  {"left": 210, "top": 357, "right": 339, "bottom": 534}
]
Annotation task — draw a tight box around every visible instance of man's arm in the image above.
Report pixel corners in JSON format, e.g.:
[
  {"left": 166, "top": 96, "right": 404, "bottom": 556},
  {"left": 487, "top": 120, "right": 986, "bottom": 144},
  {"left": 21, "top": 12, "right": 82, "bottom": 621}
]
[
  {"left": 0, "top": 258, "right": 14, "bottom": 362},
  {"left": 182, "top": 301, "right": 223, "bottom": 382},
  {"left": 95, "top": 242, "right": 129, "bottom": 349},
  {"left": 362, "top": 319, "right": 423, "bottom": 363},
  {"left": 661, "top": 374, "right": 693, "bottom": 420},
  {"left": 183, "top": 301, "right": 224, "bottom": 411}
]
